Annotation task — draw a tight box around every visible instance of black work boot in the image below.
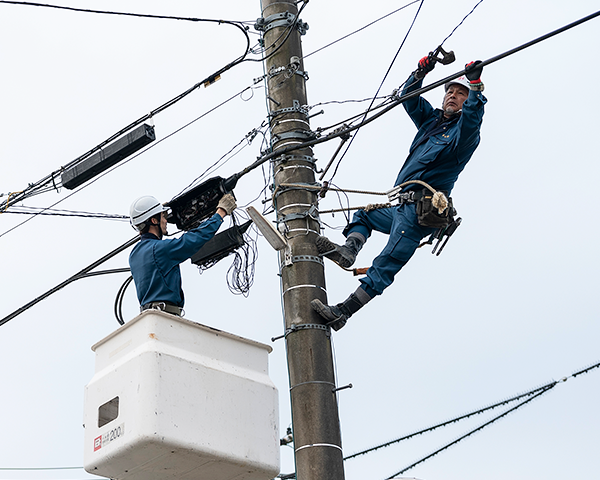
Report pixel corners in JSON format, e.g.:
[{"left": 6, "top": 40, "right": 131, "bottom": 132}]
[
  {"left": 316, "top": 232, "right": 365, "bottom": 268},
  {"left": 311, "top": 288, "right": 371, "bottom": 331}
]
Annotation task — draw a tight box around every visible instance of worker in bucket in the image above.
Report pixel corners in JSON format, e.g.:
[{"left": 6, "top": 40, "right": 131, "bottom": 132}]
[
  {"left": 128, "top": 193, "right": 236, "bottom": 316},
  {"left": 312, "top": 56, "right": 487, "bottom": 330}
]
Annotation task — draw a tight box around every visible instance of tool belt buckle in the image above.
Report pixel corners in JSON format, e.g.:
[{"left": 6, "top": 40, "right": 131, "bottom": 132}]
[{"left": 386, "top": 185, "right": 415, "bottom": 204}]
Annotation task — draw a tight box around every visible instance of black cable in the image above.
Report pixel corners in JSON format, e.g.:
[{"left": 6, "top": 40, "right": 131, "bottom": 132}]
[
  {"left": 385, "top": 385, "right": 555, "bottom": 479},
  {"left": 0, "top": 236, "right": 139, "bottom": 327},
  {"left": 0, "top": 82, "right": 256, "bottom": 240},
  {"left": 3, "top": 207, "right": 128, "bottom": 221},
  {"left": 0, "top": 1, "right": 246, "bottom": 23},
  {"left": 438, "top": 0, "right": 485, "bottom": 48},
  {"left": 305, "top": 0, "right": 421, "bottom": 59},
  {"left": 0, "top": 5, "right": 252, "bottom": 213},
  {"left": 316, "top": 0, "right": 427, "bottom": 184},
  {"left": 344, "top": 380, "right": 557, "bottom": 461},
  {"left": 114, "top": 275, "right": 134, "bottom": 326}
]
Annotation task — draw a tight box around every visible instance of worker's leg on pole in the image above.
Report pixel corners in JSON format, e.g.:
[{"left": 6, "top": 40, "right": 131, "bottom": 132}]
[
  {"left": 313, "top": 205, "right": 432, "bottom": 329},
  {"left": 317, "top": 207, "right": 394, "bottom": 268},
  {"left": 359, "top": 204, "right": 433, "bottom": 297}
]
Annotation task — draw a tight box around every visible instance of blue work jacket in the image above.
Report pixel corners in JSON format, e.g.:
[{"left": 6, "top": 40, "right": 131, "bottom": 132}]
[
  {"left": 395, "top": 74, "right": 487, "bottom": 193},
  {"left": 129, "top": 213, "right": 223, "bottom": 307}
]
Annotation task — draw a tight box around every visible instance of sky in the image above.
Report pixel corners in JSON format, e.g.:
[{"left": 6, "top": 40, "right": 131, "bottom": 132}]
[{"left": 1, "top": 1, "right": 599, "bottom": 479}]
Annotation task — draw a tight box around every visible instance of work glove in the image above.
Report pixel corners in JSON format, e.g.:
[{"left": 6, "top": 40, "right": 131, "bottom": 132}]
[
  {"left": 217, "top": 193, "right": 236, "bottom": 216},
  {"left": 414, "top": 54, "right": 435, "bottom": 80},
  {"left": 465, "top": 60, "right": 484, "bottom": 91},
  {"left": 465, "top": 60, "right": 483, "bottom": 82}
]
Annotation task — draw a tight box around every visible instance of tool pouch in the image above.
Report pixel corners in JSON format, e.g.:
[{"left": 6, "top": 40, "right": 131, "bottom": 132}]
[{"left": 416, "top": 189, "right": 455, "bottom": 228}]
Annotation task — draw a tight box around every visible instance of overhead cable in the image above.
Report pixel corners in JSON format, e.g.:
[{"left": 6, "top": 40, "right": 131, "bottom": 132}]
[
  {"left": 326, "top": 0, "right": 425, "bottom": 186},
  {"left": 3, "top": 206, "right": 128, "bottom": 221},
  {"left": 0, "top": 82, "right": 260, "bottom": 239},
  {"left": 0, "top": 236, "right": 139, "bottom": 327},
  {"left": 438, "top": 0, "right": 484, "bottom": 48},
  {"left": 0, "top": 5, "right": 252, "bottom": 213},
  {"left": 304, "top": 0, "right": 421, "bottom": 59},
  {"left": 0, "top": 0, "right": 247, "bottom": 23},
  {"left": 345, "top": 380, "right": 557, "bottom": 461},
  {"left": 385, "top": 385, "right": 555, "bottom": 479},
  {"left": 342, "top": 359, "right": 600, "bottom": 478}
]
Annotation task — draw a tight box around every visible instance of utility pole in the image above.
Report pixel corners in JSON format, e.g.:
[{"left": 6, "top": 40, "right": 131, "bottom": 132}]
[{"left": 257, "top": 1, "right": 345, "bottom": 479}]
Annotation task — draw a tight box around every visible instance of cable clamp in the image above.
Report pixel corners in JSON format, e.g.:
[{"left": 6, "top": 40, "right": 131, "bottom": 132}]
[
  {"left": 272, "top": 154, "right": 316, "bottom": 167},
  {"left": 272, "top": 129, "right": 316, "bottom": 143},
  {"left": 276, "top": 205, "right": 319, "bottom": 224},
  {"left": 254, "top": 12, "right": 309, "bottom": 35},
  {"left": 291, "top": 255, "right": 323, "bottom": 266},
  {"left": 271, "top": 322, "right": 330, "bottom": 342},
  {"left": 287, "top": 323, "right": 330, "bottom": 337},
  {"left": 269, "top": 104, "right": 310, "bottom": 119}
]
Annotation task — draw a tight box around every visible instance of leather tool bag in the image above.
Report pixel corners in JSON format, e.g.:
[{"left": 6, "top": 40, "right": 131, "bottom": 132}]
[{"left": 415, "top": 189, "right": 455, "bottom": 228}]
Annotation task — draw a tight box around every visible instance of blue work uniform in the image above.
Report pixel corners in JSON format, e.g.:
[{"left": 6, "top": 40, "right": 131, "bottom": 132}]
[
  {"left": 129, "top": 213, "right": 223, "bottom": 308},
  {"left": 345, "top": 74, "right": 487, "bottom": 298}
]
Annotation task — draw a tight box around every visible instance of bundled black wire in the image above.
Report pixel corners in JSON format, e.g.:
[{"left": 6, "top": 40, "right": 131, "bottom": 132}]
[{"left": 226, "top": 225, "right": 259, "bottom": 297}]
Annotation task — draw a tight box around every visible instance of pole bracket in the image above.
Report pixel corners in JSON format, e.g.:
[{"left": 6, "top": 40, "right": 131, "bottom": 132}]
[
  {"left": 271, "top": 322, "right": 330, "bottom": 342},
  {"left": 270, "top": 102, "right": 310, "bottom": 119},
  {"left": 272, "top": 154, "right": 316, "bottom": 167},
  {"left": 276, "top": 205, "right": 320, "bottom": 225},
  {"left": 254, "top": 12, "right": 309, "bottom": 35}
]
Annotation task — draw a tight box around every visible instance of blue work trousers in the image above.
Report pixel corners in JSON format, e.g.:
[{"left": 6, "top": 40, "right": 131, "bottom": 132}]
[{"left": 343, "top": 204, "right": 434, "bottom": 298}]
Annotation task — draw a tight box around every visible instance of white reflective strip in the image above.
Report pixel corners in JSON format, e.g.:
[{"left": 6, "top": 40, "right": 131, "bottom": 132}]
[
  {"left": 282, "top": 284, "right": 326, "bottom": 295},
  {"left": 295, "top": 443, "right": 343, "bottom": 453}
]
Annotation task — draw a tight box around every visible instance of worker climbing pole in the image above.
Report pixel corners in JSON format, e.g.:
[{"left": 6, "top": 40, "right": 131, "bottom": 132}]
[{"left": 257, "top": 1, "right": 345, "bottom": 479}]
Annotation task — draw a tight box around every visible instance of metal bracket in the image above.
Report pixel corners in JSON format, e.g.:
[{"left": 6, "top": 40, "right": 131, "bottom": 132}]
[
  {"left": 277, "top": 204, "right": 319, "bottom": 225},
  {"left": 295, "top": 69, "right": 309, "bottom": 81},
  {"left": 279, "top": 254, "right": 323, "bottom": 273},
  {"left": 272, "top": 129, "right": 317, "bottom": 142},
  {"left": 287, "top": 323, "right": 330, "bottom": 337},
  {"left": 270, "top": 102, "right": 310, "bottom": 119},
  {"left": 271, "top": 322, "right": 330, "bottom": 342},
  {"left": 254, "top": 12, "right": 309, "bottom": 35},
  {"left": 272, "top": 154, "right": 316, "bottom": 167},
  {"left": 292, "top": 255, "right": 324, "bottom": 266}
]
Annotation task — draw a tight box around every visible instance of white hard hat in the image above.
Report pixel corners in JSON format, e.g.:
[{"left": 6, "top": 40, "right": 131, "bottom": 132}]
[
  {"left": 129, "top": 196, "right": 168, "bottom": 231},
  {"left": 445, "top": 75, "right": 470, "bottom": 92}
]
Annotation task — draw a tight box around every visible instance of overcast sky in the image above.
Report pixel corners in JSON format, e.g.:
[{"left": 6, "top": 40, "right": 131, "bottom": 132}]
[{"left": 1, "top": 1, "right": 599, "bottom": 479}]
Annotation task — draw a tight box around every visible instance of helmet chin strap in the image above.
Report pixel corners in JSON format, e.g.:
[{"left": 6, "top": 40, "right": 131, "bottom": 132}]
[{"left": 150, "top": 217, "right": 164, "bottom": 240}]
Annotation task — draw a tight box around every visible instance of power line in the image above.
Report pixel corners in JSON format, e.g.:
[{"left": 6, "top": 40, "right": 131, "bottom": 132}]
[
  {"left": 439, "top": 0, "right": 485, "bottom": 47},
  {"left": 3, "top": 207, "right": 128, "bottom": 221},
  {"left": 0, "top": 0, "right": 247, "bottom": 24},
  {"left": 339, "top": 360, "right": 600, "bottom": 478},
  {"left": 326, "top": 0, "right": 426, "bottom": 187},
  {"left": 304, "top": 0, "right": 421, "bottom": 59},
  {"left": 0, "top": 82, "right": 260, "bottom": 239},
  {"left": 0, "top": 5, "right": 252, "bottom": 213},
  {"left": 277, "top": 360, "right": 600, "bottom": 479},
  {"left": 385, "top": 385, "right": 554, "bottom": 479},
  {"left": 0, "top": 236, "right": 139, "bottom": 327},
  {"left": 0, "top": 0, "right": 309, "bottom": 219}
]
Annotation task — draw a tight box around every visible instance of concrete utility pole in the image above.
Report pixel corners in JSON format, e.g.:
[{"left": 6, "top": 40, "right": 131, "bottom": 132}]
[{"left": 258, "top": 1, "right": 345, "bottom": 479}]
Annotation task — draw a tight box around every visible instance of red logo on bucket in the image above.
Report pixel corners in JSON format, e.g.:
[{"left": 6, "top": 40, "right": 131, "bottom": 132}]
[{"left": 94, "top": 436, "right": 102, "bottom": 451}]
